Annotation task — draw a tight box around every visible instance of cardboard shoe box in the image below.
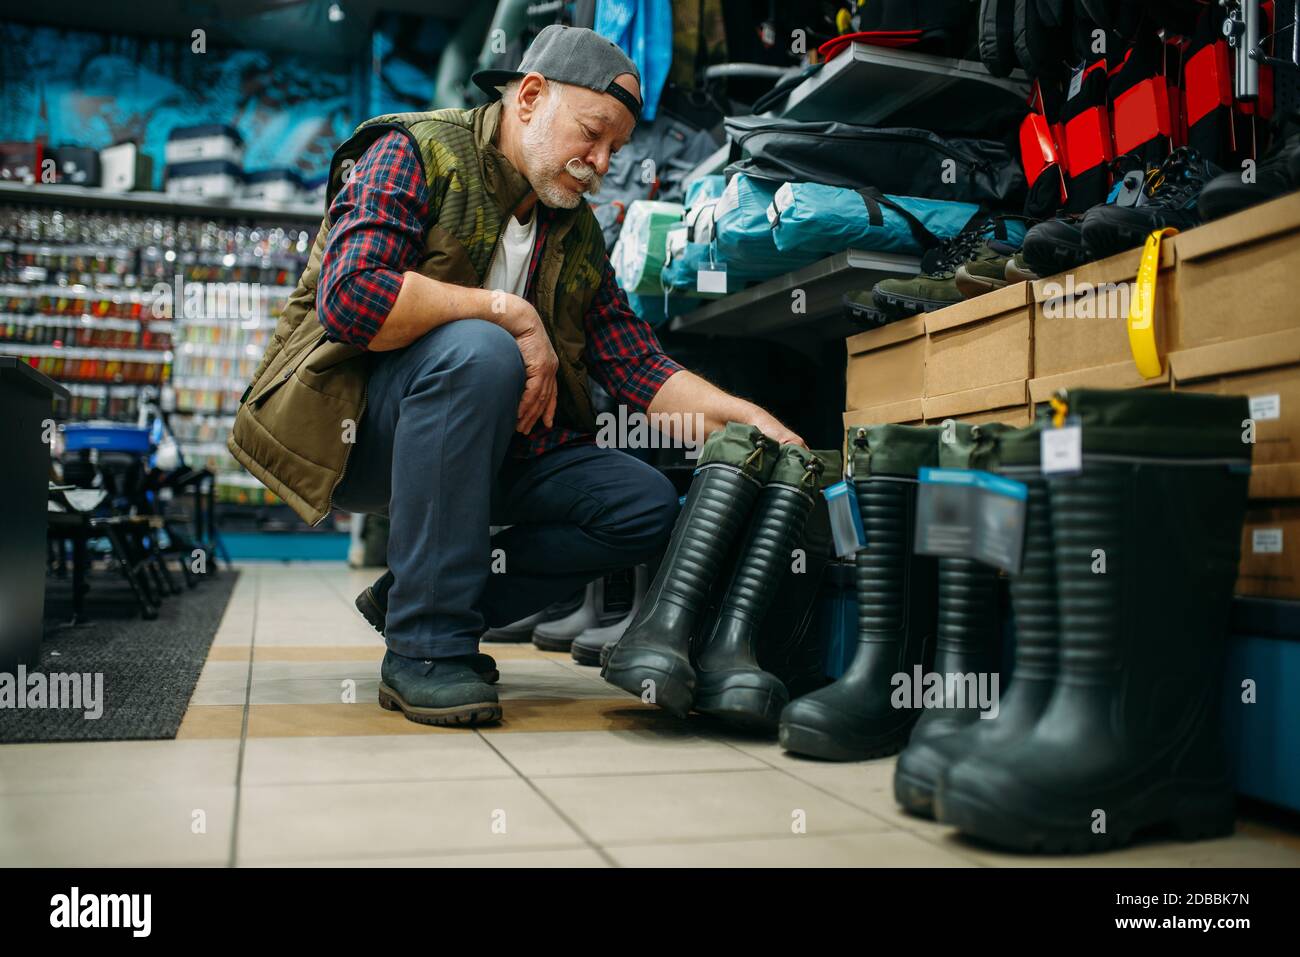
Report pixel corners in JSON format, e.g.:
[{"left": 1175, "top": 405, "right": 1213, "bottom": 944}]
[
  {"left": 1171, "top": 327, "right": 1300, "bottom": 499},
  {"left": 922, "top": 281, "right": 1032, "bottom": 427},
  {"left": 1172, "top": 191, "right": 1300, "bottom": 352},
  {"left": 1029, "top": 241, "right": 1176, "bottom": 404},
  {"left": 845, "top": 315, "right": 926, "bottom": 413},
  {"left": 1238, "top": 503, "right": 1300, "bottom": 599}
]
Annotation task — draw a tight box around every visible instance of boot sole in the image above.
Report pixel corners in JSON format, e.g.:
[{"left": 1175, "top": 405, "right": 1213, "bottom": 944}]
[
  {"left": 377, "top": 683, "right": 502, "bottom": 727},
  {"left": 355, "top": 589, "right": 385, "bottom": 636},
  {"left": 936, "top": 782, "right": 1235, "bottom": 854},
  {"left": 571, "top": 644, "right": 604, "bottom": 666},
  {"left": 778, "top": 722, "right": 909, "bottom": 762},
  {"left": 872, "top": 290, "right": 960, "bottom": 315},
  {"left": 694, "top": 683, "right": 787, "bottom": 733},
  {"left": 532, "top": 633, "right": 576, "bottom": 653},
  {"left": 893, "top": 767, "right": 937, "bottom": 819},
  {"left": 602, "top": 661, "right": 694, "bottom": 718}
]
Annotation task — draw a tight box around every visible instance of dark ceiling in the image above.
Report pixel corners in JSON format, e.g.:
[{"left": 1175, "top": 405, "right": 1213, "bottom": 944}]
[{"left": 1, "top": 0, "right": 469, "bottom": 60}]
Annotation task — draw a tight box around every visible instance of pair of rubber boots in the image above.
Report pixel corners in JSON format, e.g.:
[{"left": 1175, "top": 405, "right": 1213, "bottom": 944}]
[
  {"left": 601, "top": 423, "right": 839, "bottom": 730},
  {"left": 532, "top": 567, "right": 647, "bottom": 655},
  {"left": 927, "top": 390, "right": 1252, "bottom": 853}
]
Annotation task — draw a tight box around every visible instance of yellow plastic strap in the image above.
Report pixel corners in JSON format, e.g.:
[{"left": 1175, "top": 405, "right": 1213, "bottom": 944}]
[
  {"left": 1127, "top": 227, "right": 1176, "bottom": 379},
  {"left": 1049, "top": 396, "right": 1068, "bottom": 429}
]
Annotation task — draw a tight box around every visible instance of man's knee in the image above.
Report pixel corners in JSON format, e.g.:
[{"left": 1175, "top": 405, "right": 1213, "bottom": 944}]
[
  {"left": 406, "top": 318, "right": 524, "bottom": 395},
  {"left": 614, "top": 461, "right": 680, "bottom": 557}
]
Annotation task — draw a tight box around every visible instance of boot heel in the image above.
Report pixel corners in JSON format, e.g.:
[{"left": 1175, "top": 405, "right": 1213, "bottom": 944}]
[
  {"left": 695, "top": 684, "right": 787, "bottom": 731},
  {"left": 377, "top": 686, "right": 402, "bottom": 712}
]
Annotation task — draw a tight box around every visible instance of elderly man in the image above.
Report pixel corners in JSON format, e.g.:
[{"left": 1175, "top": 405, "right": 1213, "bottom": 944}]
[{"left": 228, "top": 25, "right": 800, "bottom": 727}]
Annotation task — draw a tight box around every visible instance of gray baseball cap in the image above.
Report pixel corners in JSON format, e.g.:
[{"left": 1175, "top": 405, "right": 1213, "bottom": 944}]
[{"left": 472, "top": 24, "right": 643, "bottom": 121}]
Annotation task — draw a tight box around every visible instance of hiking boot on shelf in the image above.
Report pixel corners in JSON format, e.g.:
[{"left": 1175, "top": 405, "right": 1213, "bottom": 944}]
[
  {"left": 841, "top": 289, "right": 893, "bottom": 329},
  {"left": 872, "top": 216, "right": 1032, "bottom": 317},
  {"left": 1004, "top": 250, "right": 1040, "bottom": 282},
  {"left": 954, "top": 239, "right": 1019, "bottom": 297},
  {"left": 1081, "top": 147, "right": 1221, "bottom": 259},
  {"left": 1197, "top": 130, "right": 1300, "bottom": 220},
  {"left": 1019, "top": 215, "right": 1090, "bottom": 277}
]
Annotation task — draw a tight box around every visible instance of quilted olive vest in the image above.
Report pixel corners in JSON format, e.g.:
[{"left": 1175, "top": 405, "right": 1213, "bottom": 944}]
[{"left": 227, "top": 101, "right": 606, "bottom": 525}]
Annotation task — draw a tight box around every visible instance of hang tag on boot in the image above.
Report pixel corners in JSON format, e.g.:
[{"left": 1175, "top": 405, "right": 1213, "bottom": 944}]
[
  {"left": 822, "top": 480, "right": 867, "bottom": 557},
  {"left": 914, "top": 468, "right": 1028, "bottom": 574},
  {"left": 1041, "top": 422, "right": 1082, "bottom": 475}
]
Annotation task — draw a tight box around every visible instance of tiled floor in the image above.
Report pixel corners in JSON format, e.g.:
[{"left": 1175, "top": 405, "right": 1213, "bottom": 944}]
[{"left": 4, "top": 561, "right": 1299, "bottom": 867}]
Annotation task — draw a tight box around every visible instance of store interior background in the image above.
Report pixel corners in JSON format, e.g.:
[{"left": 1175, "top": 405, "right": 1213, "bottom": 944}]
[{"left": 1, "top": 0, "right": 1299, "bottom": 867}]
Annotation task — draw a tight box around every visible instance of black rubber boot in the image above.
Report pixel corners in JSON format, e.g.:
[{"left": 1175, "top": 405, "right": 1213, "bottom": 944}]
[
  {"left": 895, "top": 424, "right": 1007, "bottom": 816},
  {"left": 694, "top": 445, "right": 840, "bottom": 732},
  {"left": 937, "top": 389, "right": 1252, "bottom": 853},
  {"left": 931, "top": 415, "right": 1061, "bottom": 823},
  {"left": 602, "top": 424, "right": 778, "bottom": 717},
  {"left": 778, "top": 425, "right": 941, "bottom": 761}
]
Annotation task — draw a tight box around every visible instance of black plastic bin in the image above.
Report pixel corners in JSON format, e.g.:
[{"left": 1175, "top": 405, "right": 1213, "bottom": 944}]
[{"left": 0, "top": 358, "right": 67, "bottom": 674}]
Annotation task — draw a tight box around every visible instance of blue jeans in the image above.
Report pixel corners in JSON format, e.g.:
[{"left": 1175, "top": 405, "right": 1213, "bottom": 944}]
[{"left": 333, "top": 319, "right": 679, "bottom": 659}]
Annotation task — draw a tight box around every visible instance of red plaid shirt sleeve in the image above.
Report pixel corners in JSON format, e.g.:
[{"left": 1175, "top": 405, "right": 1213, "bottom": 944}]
[
  {"left": 582, "top": 259, "right": 682, "bottom": 413},
  {"left": 316, "top": 130, "right": 428, "bottom": 347}
]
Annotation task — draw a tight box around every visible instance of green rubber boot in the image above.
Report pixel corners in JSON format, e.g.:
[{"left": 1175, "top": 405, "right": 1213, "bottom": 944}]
[
  {"left": 602, "top": 423, "right": 778, "bottom": 717},
  {"left": 937, "top": 389, "right": 1252, "bottom": 853},
  {"left": 694, "top": 445, "right": 842, "bottom": 732},
  {"left": 778, "top": 425, "right": 941, "bottom": 761},
  {"left": 894, "top": 422, "right": 1009, "bottom": 816},
  {"left": 931, "top": 413, "right": 1062, "bottom": 823}
]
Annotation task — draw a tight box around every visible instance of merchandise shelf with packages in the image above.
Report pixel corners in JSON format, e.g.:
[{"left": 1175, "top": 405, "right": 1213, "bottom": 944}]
[{"left": 0, "top": 199, "right": 312, "bottom": 508}]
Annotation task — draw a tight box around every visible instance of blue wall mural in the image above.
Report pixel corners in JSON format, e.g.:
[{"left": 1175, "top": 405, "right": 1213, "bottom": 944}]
[{"left": 0, "top": 19, "right": 450, "bottom": 191}]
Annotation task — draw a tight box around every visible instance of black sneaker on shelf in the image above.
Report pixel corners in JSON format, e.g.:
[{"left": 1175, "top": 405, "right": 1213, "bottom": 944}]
[
  {"left": 1080, "top": 147, "right": 1222, "bottom": 259},
  {"left": 1020, "top": 215, "right": 1090, "bottom": 277},
  {"left": 1197, "top": 131, "right": 1300, "bottom": 221}
]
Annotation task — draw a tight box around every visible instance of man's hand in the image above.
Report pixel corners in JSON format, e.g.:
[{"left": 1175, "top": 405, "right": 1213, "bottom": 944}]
[
  {"left": 497, "top": 294, "right": 558, "bottom": 434},
  {"left": 750, "top": 413, "right": 805, "bottom": 448},
  {"left": 647, "top": 369, "right": 806, "bottom": 450}
]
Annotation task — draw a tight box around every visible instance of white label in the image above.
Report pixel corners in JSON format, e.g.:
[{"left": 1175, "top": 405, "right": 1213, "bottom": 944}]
[
  {"left": 1068, "top": 65, "right": 1085, "bottom": 99},
  {"left": 1041, "top": 425, "right": 1083, "bottom": 475},
  {"left": 1252, "top": 528, "right": 1284, "bottom": 554},
  {"left": 1249, "top": 393, "right": 1281, "bottom": 421},
  {"left": 697, "top": 267, "right": 727, "bottom": 294}
]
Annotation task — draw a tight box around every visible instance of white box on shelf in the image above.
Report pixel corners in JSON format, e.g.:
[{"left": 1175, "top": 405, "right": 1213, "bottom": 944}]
[{"left": 164, "top": 124, "right": 244, "bottom": 165}]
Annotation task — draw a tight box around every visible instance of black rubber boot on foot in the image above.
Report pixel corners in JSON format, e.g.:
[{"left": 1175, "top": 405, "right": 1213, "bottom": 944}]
[
  {"left": 778, "top": 425, "right": 941, "bottom": 761},
  {"left": 602, "top": 423, "right": 778, "bottom": 717},
  {"left": 694, "top": 445, "right": 840, "bottom": 732},
  {"left": 937, "top": 389, "right": 1252, "bottom": 853}
]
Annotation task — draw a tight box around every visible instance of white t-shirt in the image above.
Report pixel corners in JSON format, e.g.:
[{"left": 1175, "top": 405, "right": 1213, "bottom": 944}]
[{"left": 483, "top": 209, "right": 538, "bottom": 298}]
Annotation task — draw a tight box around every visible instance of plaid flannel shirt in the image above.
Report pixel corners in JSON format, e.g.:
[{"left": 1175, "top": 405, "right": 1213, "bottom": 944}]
[{"left": 316, "top": 130, "right": 681, "bottom": 457}]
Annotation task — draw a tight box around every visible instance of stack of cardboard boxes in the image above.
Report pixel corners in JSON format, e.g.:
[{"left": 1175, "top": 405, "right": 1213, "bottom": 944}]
[{"left": 843, "top": 191, "right": 1300, "bottom": 598}]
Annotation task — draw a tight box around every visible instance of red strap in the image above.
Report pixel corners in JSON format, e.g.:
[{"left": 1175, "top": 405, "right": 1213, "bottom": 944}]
[
  {"left": 817, "top": 31, "right": 926, "bottom": 61},
  {"left": 1064, "top": 106, "right": 1112, "bottom": 177},
  {"left": 1019, "top": 112, "right": 1060, "bottom": 186},
  {"left": 1184, "top": 41, "right": 1233, "bottom": 128},
  {"left": 1113, "top": 76, "right": 1172, "bottom": 155}
]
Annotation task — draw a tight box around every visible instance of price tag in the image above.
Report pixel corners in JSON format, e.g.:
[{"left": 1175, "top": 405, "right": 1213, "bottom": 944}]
[
  {"left": 697, "top": 262, "right": 727, "bottom": 295},
  {"left": 1249, "top": 394, "right": 1281, "bottom": 421},
  {"left": 823, "top": 480, "right": 866, "bottom": 557},
  {"left": 1252, "top": 528, "right": 1283, "bottom": 554},
  {"left": 1041, "top": 424, "right": 1083, "bottom": 475},
  {"left": 914, "top": 468, "right": 1028, "bottom": 574}
]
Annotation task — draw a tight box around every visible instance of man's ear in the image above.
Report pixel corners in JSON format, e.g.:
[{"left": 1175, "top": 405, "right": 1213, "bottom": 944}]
[{"left": 514, "top": 72, "right": 547, "bottom": 123}]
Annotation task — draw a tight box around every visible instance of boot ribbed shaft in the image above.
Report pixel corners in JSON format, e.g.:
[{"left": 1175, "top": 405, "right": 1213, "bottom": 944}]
[
  {"left": 659, "top": 464, "right": 761, "bottom": 608},
  {"left": 1008, "top": 474, "right": 1059, "bottom": 678},
  {"left": 718, "top": 483, "right": 813, "bottom": 625},
  {"left": 1050, "top": 467, "right": 1126, "bottom": 677},
  {"left": 855, "top": 477, "right": 911, "bottom": 640},
  {"left": 935, "top": 558, "right": 999, "bottom": 657}
]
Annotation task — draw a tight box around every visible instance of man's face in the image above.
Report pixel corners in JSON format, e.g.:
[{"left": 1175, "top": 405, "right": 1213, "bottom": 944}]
[{"left": 516, "top": 75, "right": 637, "bottom": 209}]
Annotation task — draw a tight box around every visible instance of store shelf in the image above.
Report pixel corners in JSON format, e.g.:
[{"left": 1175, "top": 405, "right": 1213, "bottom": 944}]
[
  {"left": 779, "top": 43, "right": 1030, "bottom": 130},
  {"left": 668, "top": 248, "right": 918, "bottom": 340},
  {"left": 0, "top": 181, "right": 322, "bottom": 222}
]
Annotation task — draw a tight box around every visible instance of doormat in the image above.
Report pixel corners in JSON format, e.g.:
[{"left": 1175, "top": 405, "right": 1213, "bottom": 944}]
[{"left": 0, "top": 569, "right": 239, "bottom": 743}]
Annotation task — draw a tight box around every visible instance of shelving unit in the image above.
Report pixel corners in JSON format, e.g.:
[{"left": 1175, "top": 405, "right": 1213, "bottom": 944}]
[
  {"left": 0, "top": 180, "right": 321, "bottom": 222},
  {"left": 779, "top": 43, "right": 1029, "bottom": 131},
  {"left": 669, "top": 248, "right": 918, "bottom": 343}
]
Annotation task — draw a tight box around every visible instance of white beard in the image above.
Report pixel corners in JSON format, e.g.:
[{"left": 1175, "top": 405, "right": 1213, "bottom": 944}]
[{"left": 521, "top": 94, "right": 602, "bottom": 209}]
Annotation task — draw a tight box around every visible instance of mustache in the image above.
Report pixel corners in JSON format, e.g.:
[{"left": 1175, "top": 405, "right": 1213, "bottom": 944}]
[{"left": 564, "top": 158, "right": 602, "bottom": 195}]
